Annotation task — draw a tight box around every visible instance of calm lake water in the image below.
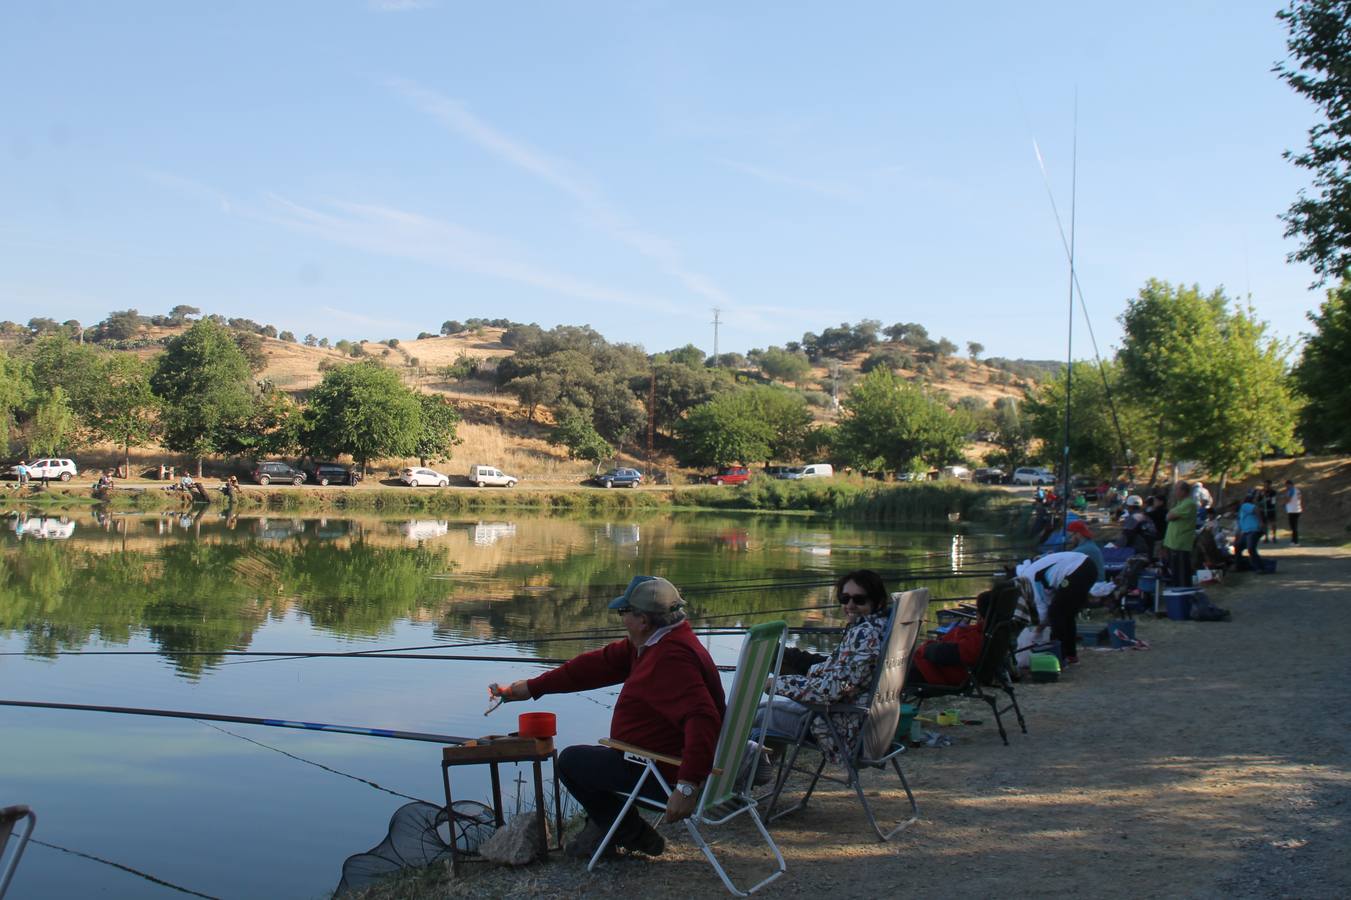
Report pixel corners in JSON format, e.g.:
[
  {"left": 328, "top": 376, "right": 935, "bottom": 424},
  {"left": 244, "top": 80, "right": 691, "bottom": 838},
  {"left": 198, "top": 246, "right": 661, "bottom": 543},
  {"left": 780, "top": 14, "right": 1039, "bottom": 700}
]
[{"left": 1, "top": 508, "right": 1012, "bottom": 898}]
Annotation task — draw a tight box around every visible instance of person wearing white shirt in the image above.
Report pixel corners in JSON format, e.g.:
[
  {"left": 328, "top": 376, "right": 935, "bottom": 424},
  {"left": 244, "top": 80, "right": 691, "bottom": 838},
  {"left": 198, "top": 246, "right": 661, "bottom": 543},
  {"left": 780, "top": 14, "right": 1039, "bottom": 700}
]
[
  {"left": 1015, "top": 552, "right": 1095, "bottom": 664},
  {"left": 1284, "top": 480, "right": 1303, "bottom": 545}
]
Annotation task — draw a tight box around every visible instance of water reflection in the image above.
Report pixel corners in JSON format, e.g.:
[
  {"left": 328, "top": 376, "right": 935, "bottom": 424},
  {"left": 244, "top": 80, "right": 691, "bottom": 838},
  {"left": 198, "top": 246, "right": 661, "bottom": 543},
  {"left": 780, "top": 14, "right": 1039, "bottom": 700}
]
[{"left": 0, "top": 510, "right": 1005, "bottom": 677}]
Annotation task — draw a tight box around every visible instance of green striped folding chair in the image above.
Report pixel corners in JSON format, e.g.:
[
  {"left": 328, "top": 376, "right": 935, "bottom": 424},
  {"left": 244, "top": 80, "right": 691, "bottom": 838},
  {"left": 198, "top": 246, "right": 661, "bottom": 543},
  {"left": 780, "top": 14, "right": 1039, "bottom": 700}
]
[
  {"left": 765, "top": 588, "right": 929, "bottom": 840},
  {"left": 593, "top": 620, "right": 788, "bottom": 896}
]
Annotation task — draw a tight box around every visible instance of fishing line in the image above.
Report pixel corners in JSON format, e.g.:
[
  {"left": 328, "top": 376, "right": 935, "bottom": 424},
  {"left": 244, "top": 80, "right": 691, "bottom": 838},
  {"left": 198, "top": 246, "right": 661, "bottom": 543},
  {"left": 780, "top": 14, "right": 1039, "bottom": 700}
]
[
  {"left": 196, "top": 720, "right": 430, "bottom": 804},
  {"left": 30, "top": 839, "right": 220, "bottom": 899}
]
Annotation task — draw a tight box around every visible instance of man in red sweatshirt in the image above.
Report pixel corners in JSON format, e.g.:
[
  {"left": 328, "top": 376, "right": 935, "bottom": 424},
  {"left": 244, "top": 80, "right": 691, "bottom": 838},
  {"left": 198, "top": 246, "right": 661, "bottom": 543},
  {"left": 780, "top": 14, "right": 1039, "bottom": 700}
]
[
  {"left": 910, "top": 591, "right": 991, "bottom": 686},
  {"left": 491, "top": 575, "right": 725, "bottom": 861}
]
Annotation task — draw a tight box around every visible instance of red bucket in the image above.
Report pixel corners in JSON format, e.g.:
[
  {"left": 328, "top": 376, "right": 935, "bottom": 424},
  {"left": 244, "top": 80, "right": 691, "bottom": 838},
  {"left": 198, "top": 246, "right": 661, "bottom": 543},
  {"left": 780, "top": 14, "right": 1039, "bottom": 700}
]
[{"left": 518, "top": 712, "right": 557, "bottom": 739}]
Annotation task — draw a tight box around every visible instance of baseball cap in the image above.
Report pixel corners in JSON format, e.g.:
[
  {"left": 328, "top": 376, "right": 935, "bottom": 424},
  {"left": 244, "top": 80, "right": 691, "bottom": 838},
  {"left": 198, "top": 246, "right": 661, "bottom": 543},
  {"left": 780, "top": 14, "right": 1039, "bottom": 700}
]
[
  {"left": 608, "top": 575, "right": 685, "bottom": 614},
  {"left": 1066, "top": 520, "right": 1093, "bottom": 538}
]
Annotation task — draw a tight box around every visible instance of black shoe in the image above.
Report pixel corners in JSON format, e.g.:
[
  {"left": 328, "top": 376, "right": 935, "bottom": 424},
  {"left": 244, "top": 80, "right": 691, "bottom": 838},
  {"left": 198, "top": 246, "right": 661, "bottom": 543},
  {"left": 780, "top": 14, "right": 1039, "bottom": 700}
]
[
  {"left": 616, "top": 820, "right": 666, "bottom": 856},
  {"left": 564, "top": 820, "right": 616, "bottom": 860}
]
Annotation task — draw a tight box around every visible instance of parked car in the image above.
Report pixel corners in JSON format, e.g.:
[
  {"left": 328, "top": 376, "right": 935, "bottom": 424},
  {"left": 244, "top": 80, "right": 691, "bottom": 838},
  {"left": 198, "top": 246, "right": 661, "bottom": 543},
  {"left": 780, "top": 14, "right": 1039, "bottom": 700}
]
[
  {"left": 708, "top": 466, "right": 750, "bottom": 486},
  {"left": 765, "top": 465, "right": 796, "bottom": 479},
  {"left": 591, "top": 468, "right": 643, "bottom": 488},
  {"left": 10, "top": 458, "right": 78, "bottom": 481},
  {"left": 973, "top": 467, "right": 1005, "bottom": 484},
  {"left": 469, "top": 465, "right": 517, "bottom": 488},
  {"left": 307, "top": 462, "right": 361, "bottom": 486},
  {"left": 940, "top": 465, "right": 972, "bottom": 481},
  {"left": 401, "top": 467, "right": 450, "bottom": 487},
  {"left": 1011, "top": 466, "right": 1056, "bottom": 486},
  {"left": 783, "top": 463, "right": 833, "bottom": 480},
  {"left": 252, "top": 461, "right": 307, "bottom": 485},
  {"left": 1071, "top": 475, "right": 1099, "bottom": 500}
]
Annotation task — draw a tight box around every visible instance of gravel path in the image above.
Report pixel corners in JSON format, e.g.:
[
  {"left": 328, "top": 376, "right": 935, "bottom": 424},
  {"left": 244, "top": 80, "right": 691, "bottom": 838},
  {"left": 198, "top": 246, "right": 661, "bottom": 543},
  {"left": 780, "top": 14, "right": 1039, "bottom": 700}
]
[{"left": 358, "top": 544, "right": 1351, "bottom": 899}]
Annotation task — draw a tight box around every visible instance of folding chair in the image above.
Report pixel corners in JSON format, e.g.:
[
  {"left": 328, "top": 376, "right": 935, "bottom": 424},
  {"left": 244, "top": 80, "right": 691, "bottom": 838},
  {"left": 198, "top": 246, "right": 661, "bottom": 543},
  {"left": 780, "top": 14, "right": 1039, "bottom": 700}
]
[
  {"left": 906, "top": 581, "right": 1027, "bottom": 745},
  {"left": 764, "top": 588, "right": 929, "bottom": 841},
  {"left": 590, "top": 620, "right": 788, "bottom": 897},
  {"left": 0, "top": 805, "right": 36, "bottom": 900}
]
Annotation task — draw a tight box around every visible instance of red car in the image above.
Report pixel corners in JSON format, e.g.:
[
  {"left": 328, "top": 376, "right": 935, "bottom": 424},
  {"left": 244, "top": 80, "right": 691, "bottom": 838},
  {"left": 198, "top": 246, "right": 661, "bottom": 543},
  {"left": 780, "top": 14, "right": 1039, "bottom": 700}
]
[{"left": 709, "top": 466, "right": 751, "bottom": 486}]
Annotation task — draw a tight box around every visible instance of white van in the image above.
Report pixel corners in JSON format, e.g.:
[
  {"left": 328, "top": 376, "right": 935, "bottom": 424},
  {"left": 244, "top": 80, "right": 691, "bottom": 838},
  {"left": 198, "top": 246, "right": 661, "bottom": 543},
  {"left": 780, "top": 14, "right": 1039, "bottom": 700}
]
[
  {"left": 469, "top": 465, "right": 517, "bottom": 488},
  {"left": 787, "top": 463, "right": 834, "bottom": 480}
]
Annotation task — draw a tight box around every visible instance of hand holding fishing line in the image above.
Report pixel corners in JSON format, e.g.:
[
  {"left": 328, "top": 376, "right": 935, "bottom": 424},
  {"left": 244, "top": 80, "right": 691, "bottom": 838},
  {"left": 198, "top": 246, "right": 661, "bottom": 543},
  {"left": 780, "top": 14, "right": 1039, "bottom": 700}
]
[{"left": 485, "top": 680, "right": 530, "bottom": 715}]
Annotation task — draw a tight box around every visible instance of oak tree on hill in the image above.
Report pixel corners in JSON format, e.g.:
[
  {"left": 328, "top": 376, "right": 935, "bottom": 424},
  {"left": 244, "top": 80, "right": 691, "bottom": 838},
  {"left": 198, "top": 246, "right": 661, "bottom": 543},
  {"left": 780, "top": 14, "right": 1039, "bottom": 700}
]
[
  {"left": 303, "top": 361, "right": 421, "bottom": 476},
  {"left": 151, "top": 318, "right": 257, "bottom": 476},
  {"left": 88, "top": 354, "right": 159, "bottom": 477},
  {"left": 833, "top": 368, "right": 966, "bottom": 475}
]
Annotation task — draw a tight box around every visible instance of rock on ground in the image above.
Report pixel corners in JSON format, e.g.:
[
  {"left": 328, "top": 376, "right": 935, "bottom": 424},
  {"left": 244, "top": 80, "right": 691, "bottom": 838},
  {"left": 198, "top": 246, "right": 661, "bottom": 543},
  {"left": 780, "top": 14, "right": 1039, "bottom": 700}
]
[{"left": 478, "top": 813, "right": 550, "bottom": 867}]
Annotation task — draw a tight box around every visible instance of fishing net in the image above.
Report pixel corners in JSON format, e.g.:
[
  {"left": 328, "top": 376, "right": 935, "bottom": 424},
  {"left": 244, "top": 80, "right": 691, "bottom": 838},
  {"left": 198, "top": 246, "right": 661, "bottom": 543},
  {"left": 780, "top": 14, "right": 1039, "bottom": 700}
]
[{"left": 335, "top": 800, "right": 496, "bottom": 896}]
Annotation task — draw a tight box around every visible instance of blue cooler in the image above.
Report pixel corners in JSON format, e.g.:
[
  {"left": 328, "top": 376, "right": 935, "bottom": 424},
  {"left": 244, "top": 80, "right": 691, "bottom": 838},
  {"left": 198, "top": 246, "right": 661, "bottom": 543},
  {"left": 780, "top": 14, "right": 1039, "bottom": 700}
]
[{"left": 1163, "top": 588, "right": 1197, "bottom": 621}]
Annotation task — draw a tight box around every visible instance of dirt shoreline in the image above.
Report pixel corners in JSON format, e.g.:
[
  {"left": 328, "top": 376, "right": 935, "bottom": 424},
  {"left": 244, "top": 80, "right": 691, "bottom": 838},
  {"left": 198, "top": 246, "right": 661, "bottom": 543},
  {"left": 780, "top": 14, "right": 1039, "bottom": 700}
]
[{"left": 359, "top": 543, "right": 1351, "bottom": 899}]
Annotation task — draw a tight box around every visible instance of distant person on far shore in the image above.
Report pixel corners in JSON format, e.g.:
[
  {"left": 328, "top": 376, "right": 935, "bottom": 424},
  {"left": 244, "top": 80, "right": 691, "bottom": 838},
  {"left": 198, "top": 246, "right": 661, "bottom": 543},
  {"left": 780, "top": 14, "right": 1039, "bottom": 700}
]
[
  {"left": 15, "top": 460, "right": 28, "bottom": 486},
  {"left": 1284, "top": 479, "right": 1303, "bottom": 546}
]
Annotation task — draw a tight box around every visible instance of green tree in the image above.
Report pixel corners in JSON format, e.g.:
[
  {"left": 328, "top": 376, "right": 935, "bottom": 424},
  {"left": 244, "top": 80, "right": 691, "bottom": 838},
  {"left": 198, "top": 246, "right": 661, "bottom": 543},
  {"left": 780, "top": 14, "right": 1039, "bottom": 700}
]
[
  {"left": 168, "top": 305, "right": 201, "bottom": 324},
  {"left": 0, "top": 350, "right": 33, "bottom": 457},
  {"left": 88, "top": 355, "right": 159, "bottom": 476},
  {"left": 28, "top": 334, "right": 104, "bottom": 414},
  {"left": 30, "top": 386, "right": 77, "bottom": 456},
  {"left": 967, "top": 341, "right": 984, "bottom": 360},
  {"left": 228, "top": 387, "right": 304, "bottom": 458},
  {"left": 303, "top": 361, "right": 421, "bottom": 475},
  {"left": 1293, "top": 280, "right": 1351, "bottom": 449},
  {"left": 833, "top": 368, "right": 966, "bottom": 474},
  {"left": 549, "top": 410, "right": 612, "bottom": 471},
  {"left": 1024, "top": 360, "right": 1144, "bottom": 478},
  {"left": 413, "top": 393, "right": 462, "bottom": 466},
  {"left": 96, "top": 309, "right": 142, "bottom": 342},
  {"left": 989, "top": 397, "right": 1033, "bottom": 469},
  {"left": 647, "top": 362, "right": 723, "bottom": 433},
  {"left": 504, "top": 373, "right": 561, "bottom": 422},
  {"left": 1120, "top": 279, "right": 1300, "bottom": 488},
  {"left": 757, "top": 347, "right": 812, "bottom": 386},
  {"left": 1275, "top": 0, "right": 1351, "bottom": 282},
  {"left": 151, "top": 319, "right": 256, "bottom": 475},
  {"left": 676, "top": 391, "right": 775, "bottom": 468}
]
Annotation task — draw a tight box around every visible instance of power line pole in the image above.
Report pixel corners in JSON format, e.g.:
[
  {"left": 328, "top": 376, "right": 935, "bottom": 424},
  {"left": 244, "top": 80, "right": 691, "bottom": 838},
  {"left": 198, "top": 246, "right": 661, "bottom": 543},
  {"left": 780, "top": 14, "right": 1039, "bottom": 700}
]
[{"left": 710, "top": 308, "right": 721, "bottom": 365}]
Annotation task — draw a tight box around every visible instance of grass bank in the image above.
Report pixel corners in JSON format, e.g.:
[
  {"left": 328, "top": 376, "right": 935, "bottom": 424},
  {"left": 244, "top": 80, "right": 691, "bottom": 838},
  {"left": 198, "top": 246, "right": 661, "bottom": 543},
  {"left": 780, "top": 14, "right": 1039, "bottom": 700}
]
[
  {"left": 672, "top": 478, "right": 1017, "bottom": 522},
  {"left": 1, "top": 479, "right": 1017, "bottom": 522}
]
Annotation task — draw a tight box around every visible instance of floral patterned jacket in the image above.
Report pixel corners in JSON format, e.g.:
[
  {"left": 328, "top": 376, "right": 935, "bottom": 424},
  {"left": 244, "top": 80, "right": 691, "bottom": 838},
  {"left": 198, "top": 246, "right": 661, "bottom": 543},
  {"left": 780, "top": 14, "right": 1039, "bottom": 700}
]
[{"left": 775, "top": 612, "right": 888, "bottom": 762}]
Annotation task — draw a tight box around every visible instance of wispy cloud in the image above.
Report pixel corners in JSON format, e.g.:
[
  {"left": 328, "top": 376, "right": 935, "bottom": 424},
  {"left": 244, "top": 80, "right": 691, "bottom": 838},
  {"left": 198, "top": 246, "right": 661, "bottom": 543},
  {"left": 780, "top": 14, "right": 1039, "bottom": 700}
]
[
  {"left": 367, "top": 0, "right": 437, "bottom": 12},
  {"left": 385, "top": 77, "right": 731, "bottom": 306},
  {"left": 717, "top": 158, "right": 862, "bottom": 202},
  {"left": 140, "top": 169, "right": 234, "bottom": 213},
  {"left": 262, "top": 195, "right": 682, "bottom": 314}
]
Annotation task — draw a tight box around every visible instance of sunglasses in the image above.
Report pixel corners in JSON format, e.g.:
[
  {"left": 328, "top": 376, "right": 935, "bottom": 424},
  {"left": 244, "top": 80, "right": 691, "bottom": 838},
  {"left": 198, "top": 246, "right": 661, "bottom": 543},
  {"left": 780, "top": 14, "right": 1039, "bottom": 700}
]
[
  {"left": 839, "top": 592, "right": 872, "bottom": 605},
  {"left": 613, "top": 605, "right": 633, "bottom": 615}
]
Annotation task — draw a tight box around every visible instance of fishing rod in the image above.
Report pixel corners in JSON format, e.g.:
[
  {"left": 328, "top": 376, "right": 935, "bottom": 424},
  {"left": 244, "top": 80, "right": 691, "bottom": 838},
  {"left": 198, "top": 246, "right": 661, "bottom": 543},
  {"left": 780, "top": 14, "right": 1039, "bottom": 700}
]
[{"left": 0, "top": 699, "right": 473, "bottom": 745}]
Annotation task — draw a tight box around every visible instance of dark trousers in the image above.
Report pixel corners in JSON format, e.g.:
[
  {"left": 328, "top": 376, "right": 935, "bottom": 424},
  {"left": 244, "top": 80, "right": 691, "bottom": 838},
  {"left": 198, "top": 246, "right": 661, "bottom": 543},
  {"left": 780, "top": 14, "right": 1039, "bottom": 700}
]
[
  {"left": 1240, "top": 531, "right": 1262, "bottom": 568},
  {"left": 1048, "top": 563, "right": 1097, "bottom": 659},
  {"left": 1167, "top": 548, "right": 1193, "bottom": 588},
  {"left": 1287, "top": 513, "right": 1300, "bottom": 544},
  {"left": 557, "top": 745, "right": 667, "bottom": 842}
]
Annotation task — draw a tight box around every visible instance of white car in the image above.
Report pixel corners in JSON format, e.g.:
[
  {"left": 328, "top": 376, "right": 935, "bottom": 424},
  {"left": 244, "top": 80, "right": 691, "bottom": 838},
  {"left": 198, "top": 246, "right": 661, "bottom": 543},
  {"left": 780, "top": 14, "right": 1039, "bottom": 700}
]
[
  {"left": 400, "top": 467, "right": 449, "bottom": 487},
  {"left": 1011, "top": 467, "right": 1056, "bottom": 486},
  {"left": 11, "top": 458, "right": 78, "bottom": 482},
  {"left": 469, "top": 465, "right": 517, "bottom": 488}
]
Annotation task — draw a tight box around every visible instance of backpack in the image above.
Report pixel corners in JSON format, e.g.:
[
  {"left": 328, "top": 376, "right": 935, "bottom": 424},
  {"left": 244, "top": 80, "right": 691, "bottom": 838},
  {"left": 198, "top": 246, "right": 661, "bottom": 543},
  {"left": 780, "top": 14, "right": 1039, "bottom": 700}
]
[{"left": 1189, "top": 591, "right": 1231, "bottom": 622}]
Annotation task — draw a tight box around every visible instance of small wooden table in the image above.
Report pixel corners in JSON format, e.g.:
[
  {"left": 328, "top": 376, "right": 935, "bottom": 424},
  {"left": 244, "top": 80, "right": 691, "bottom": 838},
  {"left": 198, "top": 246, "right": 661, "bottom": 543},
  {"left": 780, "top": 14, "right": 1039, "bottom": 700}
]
[{"left": 441, "top": 735, "right": 563, "bottom": 873}]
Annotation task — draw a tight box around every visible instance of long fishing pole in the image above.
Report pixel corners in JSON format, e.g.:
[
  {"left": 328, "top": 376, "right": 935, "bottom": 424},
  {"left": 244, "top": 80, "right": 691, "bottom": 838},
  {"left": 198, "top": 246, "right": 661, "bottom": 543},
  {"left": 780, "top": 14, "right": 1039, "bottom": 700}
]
[{"left": 0, "top": 699, "right": 472, "bottom": 745}]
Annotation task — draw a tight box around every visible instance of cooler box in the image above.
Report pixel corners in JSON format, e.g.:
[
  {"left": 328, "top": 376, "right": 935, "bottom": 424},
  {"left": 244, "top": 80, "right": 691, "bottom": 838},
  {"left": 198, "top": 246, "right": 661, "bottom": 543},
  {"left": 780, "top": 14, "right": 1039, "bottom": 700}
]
[
  {"left": 895, "top": 703, "right": 918, "bottom": 742},
  {"left": 1030, "top": 653, "right": 1061, "bottom": 682},
  {"left": 1076, "top": 624, "right": 1107, "bottom": 647},
  {"left": 1163, "top": 588, "right": 1197, "bottom": 621}
]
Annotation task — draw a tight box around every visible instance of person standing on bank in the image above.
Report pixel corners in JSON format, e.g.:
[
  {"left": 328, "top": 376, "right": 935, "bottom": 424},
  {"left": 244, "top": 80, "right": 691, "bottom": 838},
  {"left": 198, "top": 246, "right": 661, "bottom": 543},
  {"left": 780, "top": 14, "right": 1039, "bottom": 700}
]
[
  {"left": 488, "top": 575, "right": 723, "bottom": 861},
  {"left": 1164, "top": 481, "right": 1198, "bottom": 588},
  {"left": 1261, "top": 479, "right": 1279, "bottom": 543},
  {"left": 1284, "top": 479, "right": 1303, "bottom": 545},
  {"left": 1237, "top": 490, "right": 1266, "bottom": 572}
]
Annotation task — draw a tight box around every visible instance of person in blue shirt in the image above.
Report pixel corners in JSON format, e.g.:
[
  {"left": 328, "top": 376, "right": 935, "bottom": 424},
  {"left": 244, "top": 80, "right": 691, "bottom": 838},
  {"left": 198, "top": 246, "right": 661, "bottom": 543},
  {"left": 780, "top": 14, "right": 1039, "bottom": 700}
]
[{"left": 1237, "top": 491, "right": 1265, "bottom": 572}]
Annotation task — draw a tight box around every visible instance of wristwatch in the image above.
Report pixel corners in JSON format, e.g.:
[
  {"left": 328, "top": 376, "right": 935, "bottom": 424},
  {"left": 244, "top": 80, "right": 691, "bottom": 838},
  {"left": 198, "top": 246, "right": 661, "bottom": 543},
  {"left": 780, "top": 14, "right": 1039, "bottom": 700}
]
[{"left": 676, "top": 781, "right": 696, "bottom": 798}]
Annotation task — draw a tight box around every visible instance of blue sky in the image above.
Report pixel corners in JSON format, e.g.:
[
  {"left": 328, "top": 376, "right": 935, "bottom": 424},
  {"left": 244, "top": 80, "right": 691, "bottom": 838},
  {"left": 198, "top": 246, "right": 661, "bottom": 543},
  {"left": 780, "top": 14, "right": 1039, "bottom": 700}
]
[{"left": 0, "top": 1, "right": 1326, "bottom": 361}]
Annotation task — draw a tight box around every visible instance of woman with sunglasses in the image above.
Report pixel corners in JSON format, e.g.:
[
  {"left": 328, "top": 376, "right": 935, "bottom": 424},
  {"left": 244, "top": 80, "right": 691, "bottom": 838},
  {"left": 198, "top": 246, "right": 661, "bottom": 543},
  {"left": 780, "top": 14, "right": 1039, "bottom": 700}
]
[{"left": 752, "top": 569, "right": 891, "bottom": 772}]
